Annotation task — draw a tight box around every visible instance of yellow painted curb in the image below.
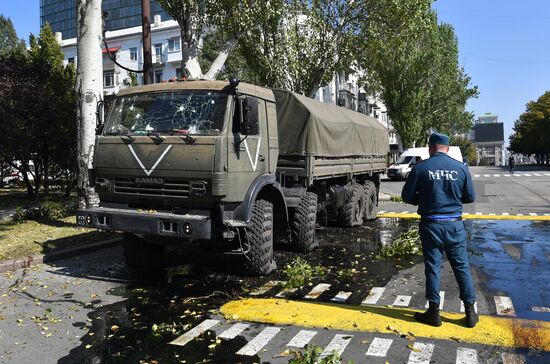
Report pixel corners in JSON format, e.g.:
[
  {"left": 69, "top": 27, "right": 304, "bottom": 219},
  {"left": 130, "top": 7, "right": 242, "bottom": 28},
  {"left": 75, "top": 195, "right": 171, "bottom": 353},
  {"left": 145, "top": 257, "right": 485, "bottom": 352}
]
[
  {"left": 377, "top": 212, "right": 550, "bottom": 221},
  {"left": 220, "top": 298, "right": 550, "bottom": 351}
]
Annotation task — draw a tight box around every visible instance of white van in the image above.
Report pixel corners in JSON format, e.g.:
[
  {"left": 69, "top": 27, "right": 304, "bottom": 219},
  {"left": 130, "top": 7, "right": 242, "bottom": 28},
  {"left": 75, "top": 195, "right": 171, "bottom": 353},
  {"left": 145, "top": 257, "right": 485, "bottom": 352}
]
[{"left": 387, "top": 147, "right": 463, "bottom": 180}]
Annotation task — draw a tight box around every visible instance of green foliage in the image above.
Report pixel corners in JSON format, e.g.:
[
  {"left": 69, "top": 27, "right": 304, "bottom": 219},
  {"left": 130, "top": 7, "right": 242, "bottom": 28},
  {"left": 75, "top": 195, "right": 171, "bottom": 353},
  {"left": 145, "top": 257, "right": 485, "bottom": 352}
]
[
  {"left": 509, "top": 91, "right": 550, "bottom": 160},
  {"left": 289, "top": 345, "right": 353, "bottom": 364},
  {"left": 0, "top": 14, "right": 25, "bottom": 55},
  {"left": 0, "top": 23, "right": 77, "bottom": 198},
  {"left": 11, "top": 201, "right": 73, "bottom": 223},
  {"left": 390, "top": 195, "right": 403, "bottom": 202},
  {"left": 376, "top": 226, "right": 422, "bottom": 259},
  {"left": 451, "top": 136, "right": 477, "bottom": 165},
  {"left": 358, "top": 1, "right": 478, "bottom": 147},
  {"left": 282, "top": 257, "right": 327, "bottom": 289}
]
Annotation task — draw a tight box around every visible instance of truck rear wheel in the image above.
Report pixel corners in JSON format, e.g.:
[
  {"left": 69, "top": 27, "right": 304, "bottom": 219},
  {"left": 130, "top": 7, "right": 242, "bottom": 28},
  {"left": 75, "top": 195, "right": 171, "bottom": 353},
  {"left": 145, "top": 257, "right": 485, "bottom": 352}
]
[
  {"left": 122, "top": 233, "right": 165, "bottom": 269},
  {"left": 243, "top": 199, "right": 276, "bottom": 276},
  {"left": 363, "top": 180, "right": 377, "bottom": 220},
  {"left": 291, "top": 192, "right": 318, "bottom": 252},
  {"left": 339, "top": 183, "right": 366, "bottom": 227}
]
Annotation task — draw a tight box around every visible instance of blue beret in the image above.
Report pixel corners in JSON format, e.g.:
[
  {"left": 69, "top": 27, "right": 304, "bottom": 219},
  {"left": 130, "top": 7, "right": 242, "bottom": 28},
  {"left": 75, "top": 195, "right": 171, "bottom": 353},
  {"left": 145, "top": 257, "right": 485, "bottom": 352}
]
[{"left": 428, "top": 132, "right": 450, "bottom": 145}]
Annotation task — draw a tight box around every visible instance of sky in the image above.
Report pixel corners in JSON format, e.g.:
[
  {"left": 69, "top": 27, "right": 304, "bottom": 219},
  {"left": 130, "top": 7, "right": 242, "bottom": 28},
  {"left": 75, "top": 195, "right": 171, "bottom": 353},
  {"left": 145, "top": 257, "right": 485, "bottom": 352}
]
[{"left": 1, "top": 1, "right": 550, "bottom": 146}]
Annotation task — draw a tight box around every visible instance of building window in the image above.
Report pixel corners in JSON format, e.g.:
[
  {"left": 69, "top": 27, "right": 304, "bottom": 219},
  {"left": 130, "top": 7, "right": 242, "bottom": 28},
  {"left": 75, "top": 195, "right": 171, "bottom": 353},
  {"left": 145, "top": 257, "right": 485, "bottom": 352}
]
[
  {"left": 154, "top": 69, "right": 163, "bottom": 83},
  {"left": 168, "top": 37, "right": 180, "bottom": 52},
  {"left": 67, "top": 57, "right": 75, "bottom": 64},
  {"left": 129, "top": 47, "right": 137, "bottom": 61},
  {"left": 176, "top": 68, "right": 182, "bottom": 79},
  {"left": 154, "top": 43, "right": 162, "bottom": 63},
  {"left": 104, "top": 71, "right": 115, "bottom": 87}
]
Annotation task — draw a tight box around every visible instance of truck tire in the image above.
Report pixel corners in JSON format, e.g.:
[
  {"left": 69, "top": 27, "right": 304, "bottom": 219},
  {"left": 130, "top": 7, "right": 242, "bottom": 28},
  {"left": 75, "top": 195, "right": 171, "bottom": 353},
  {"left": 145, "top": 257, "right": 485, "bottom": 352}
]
[
  {"left": 243, "top": 199, "right": 276, "bottom": 276},
  {"left": 363, "top": 180, "right": 377, "bottom": 220},
  {"left": 291, "top": 192, "right": 318, "bottom": 252},
  {"left": 122, "top": 233, "right": 165, "bottom": 269},
  {"left": 339, "top": 183, "right": 366, "bottom": 227}
]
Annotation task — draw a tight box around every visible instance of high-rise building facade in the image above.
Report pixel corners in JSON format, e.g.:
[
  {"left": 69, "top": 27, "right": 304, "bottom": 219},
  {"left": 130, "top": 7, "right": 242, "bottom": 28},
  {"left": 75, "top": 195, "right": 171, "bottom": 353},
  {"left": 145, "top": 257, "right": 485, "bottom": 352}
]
[{"left": 40, "top": 0, "right": 171, "bottom": 40}]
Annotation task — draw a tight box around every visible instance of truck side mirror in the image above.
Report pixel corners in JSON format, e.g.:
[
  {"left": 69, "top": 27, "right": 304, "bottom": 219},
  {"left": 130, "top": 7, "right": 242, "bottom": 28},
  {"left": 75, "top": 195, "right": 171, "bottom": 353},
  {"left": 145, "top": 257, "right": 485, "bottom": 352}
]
[
  {"left": 96, "top": 100, "right": 105, "bottom": 135},
  {"left": 242, "top": 96, "right": 259, "bottom": 135}
]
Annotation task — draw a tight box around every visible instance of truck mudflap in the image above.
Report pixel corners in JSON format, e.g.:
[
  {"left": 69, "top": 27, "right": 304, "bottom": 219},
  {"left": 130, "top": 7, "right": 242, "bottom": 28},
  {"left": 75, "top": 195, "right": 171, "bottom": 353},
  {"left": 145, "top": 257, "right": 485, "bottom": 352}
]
[{"left": 76, "top": 207, "right": 211, "bottom": 240}]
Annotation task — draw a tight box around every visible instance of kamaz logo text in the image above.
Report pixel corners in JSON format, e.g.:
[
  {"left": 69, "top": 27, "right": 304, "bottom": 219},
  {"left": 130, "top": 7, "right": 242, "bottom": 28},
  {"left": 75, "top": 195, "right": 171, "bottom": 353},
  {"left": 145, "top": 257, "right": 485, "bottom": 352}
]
[
  {"left": 428, "top": 170, "right": 458, "bottom": 181},
  {"left": 135, "top": 177, "right": 164, "bottom": 185}
]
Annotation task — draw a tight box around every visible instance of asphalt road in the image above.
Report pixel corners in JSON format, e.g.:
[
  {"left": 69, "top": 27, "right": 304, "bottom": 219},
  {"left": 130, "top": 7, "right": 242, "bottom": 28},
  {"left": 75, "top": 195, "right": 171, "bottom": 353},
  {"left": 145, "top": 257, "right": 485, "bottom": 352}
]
[
  {"left": 1, "top": 217, "right": 549, "bottom": 363},
  {"left": 380, "top": 166, "right": 550, "bottom": 215}
]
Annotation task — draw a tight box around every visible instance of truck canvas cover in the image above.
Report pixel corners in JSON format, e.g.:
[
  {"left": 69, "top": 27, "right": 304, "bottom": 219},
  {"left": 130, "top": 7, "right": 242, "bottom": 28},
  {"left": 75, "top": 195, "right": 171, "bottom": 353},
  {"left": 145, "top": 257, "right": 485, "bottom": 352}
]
[{"left": 273, "top": 89, "right": 389, "bottom": 158}]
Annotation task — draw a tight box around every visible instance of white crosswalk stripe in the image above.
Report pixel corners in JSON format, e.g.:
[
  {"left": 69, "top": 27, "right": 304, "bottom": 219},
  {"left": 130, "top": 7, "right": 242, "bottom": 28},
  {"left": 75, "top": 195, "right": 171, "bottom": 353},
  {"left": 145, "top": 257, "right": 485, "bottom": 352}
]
[
  {"left": 236, "top": 326, "right": 280, "bottom": 356},
  {"left": 378, "top": 210, "right": 386, "bottom": 214},
  {"left": 407, "top": 342, "right": 435, "bottom": 364},
  {"left": 219, "top": 323, "right": 250, "bottom": 340},
  {"left": 287, "top": 329, "right": 317, "bottom": 348},
  {"left": 529, "top": 213, "right": 538, "bottom": 216},
  {"left": 425, "top": 291, "right": 445, "bottom": 309},
  {"left": 523, "top": 173, "right": 532, "bottom": 176},
  {"left": 493, "top": 174, "right": 500, "bottom": 177},
  {"left": 361, "top": 287, "right": 385, "bottom": 305},
  {"left": 331, "top": 291, "right": 352, "bottom": 303},
  {"left": 402, "top": 210, "right": 411, "bottom": 214},
  {"left": 304, "top": 283, "right": 331, "bottom": 299},
  {"left": 532, "top": 306, "right": 550, "bottom": 312},
  {"left": 169, "top": 319, "right": 219, "bottom": 346},
  {"left": 318, "top": 334, "right": 353, "bottom": 361},
  {"left": 545, "top": 173, "right": 550, "bottom": 176},
  {"left": 533, "top": 173, "right": 542, "bottom": 176},
  {"left": 501, "top": 353, "right": 526, "bottom": 364},
  {"left": 474, "top": 174, "right": 480, "bottom": 178},
  {"left": 483, "top": 174, "right": 490, "bottom": 177},
  {"left": 502, "top": 212, "right": 510, "bottom": 216},
  {"left": 503, "top": 174, "right": 512, "bottom": 177},
  {"left": 366, "top": 337, "right": 393, "bottom": 357},
  {"left": 456, "top": 347, "right": 478, "bottom": 364},
  {"left": 494, "top": 296, "right": 516, "bottom": 316},
  {"left": 392, "top": 295, "right": 412, "bottom": 307},
  {"left": 250, "top": 281, "right": 282, "bottom": 295}
]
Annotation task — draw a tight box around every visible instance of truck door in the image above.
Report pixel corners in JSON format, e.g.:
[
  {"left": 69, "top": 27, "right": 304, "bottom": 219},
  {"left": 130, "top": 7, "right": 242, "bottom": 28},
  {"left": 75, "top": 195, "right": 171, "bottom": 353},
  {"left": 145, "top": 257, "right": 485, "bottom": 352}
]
[{"left": 226, "top": 96, "right": 269, "bottom": 202}]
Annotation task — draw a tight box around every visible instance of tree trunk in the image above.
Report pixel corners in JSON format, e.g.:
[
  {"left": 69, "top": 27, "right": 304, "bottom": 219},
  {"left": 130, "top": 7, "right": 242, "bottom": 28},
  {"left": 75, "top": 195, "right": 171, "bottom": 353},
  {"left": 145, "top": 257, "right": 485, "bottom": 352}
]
[
  {"left": 76, "top": 0, "right": 102, "bottom": 209},
  {"left": 180, "top": 29, "right": 203, "bottom": 79},
  {"left": 43, "top": 153, "right": 50, "bottom": 195},
  {"left": 204, "top": 34, "right": 238, "bottom": 80}
]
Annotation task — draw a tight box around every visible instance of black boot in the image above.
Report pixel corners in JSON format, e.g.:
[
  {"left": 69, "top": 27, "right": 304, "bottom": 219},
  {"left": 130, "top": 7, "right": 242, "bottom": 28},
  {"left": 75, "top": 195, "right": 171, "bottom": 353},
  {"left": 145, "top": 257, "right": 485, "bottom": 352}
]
[
  {"left": 414, "top": 302, "right": 442, "bottom": 327},
  {"left": 464, "top": 302, "right": 479, "bottom": 328}
]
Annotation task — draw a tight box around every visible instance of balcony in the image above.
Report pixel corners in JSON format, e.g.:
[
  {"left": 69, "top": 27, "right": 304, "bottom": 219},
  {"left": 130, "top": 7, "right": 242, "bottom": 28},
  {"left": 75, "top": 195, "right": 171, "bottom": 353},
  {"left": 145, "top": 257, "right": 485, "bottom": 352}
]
[
  {"left": 153, "top": 54, "right": 164, "bottom": 65},
  {"left": 166, "top": 50, "right": 182, "bottom": 64}
]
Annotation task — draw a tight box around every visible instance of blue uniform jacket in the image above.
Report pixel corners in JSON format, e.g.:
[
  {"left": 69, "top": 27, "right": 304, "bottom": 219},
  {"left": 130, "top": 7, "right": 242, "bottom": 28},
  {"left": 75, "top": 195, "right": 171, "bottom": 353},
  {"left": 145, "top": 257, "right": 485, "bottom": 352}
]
[{"left": 401, "top": 152, "right": 475, "bottom": 217}]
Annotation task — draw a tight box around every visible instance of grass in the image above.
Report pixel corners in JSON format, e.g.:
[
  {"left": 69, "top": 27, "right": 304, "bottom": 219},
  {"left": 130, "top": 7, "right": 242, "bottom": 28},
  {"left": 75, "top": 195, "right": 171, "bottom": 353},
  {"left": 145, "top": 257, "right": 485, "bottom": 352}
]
[
  {"left": 0, "top": 188, "right": 71, "bottom": 211},
  {"left": 0, "top": 215, "right": 114, "bottom": 260}
]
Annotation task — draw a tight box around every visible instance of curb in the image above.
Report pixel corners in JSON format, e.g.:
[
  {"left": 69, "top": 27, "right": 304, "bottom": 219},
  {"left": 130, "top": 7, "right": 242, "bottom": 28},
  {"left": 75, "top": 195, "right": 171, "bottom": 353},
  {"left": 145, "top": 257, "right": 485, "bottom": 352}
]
[
  {"left": 378, "top": 192, "right": 391, "bottom": 201},
  {"left": 0, "top": 237, "right": 123, "bottom": 274}
]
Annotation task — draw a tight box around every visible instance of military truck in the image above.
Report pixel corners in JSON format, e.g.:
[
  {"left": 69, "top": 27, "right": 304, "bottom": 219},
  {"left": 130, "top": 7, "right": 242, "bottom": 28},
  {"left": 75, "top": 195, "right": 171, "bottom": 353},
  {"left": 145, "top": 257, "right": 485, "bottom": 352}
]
[{"left": 77, "top": 80, "right": 388, "bottom": 275}]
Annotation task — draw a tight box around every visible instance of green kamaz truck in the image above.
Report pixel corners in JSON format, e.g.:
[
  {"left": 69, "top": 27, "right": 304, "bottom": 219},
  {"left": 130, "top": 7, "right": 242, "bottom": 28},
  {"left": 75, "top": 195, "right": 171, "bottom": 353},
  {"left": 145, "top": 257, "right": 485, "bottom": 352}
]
[{"left": 77, "top": 80, "right": 388, "bottom": 275}]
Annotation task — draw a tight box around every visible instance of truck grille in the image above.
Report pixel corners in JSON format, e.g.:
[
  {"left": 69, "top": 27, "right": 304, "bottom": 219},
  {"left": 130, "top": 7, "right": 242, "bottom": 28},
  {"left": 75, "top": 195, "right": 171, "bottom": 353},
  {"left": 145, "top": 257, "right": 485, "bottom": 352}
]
[{"left": 114, "top": 178, "right": 190, "bottom": 198}]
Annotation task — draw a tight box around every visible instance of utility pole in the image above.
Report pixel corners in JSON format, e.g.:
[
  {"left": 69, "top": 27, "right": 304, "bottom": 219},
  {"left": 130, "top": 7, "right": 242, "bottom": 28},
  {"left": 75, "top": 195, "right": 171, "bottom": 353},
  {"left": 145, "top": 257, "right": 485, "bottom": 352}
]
[
  {"left": 141, "top": 0, "right": 153, "bottom": 84},
  {"left": 76, "top": 0, "right": 102, "bottom": 208}
]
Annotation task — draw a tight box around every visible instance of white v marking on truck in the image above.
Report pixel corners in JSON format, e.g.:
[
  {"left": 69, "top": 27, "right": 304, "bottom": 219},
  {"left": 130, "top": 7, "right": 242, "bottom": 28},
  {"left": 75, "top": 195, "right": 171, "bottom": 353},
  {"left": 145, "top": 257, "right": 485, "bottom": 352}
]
[
  {"left": 244, "top": 138, "right": 262, "bottom": 171},
  {"left": 127, "top": 144, "right": 173, "bottom": 176}
]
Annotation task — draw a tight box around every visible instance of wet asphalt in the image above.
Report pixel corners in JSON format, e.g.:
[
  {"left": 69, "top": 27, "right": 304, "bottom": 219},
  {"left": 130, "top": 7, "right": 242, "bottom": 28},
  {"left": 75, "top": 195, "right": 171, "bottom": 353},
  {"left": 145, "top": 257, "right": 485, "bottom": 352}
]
[{"left": 0, "top": 218, "right": 549, "bottom": 363}]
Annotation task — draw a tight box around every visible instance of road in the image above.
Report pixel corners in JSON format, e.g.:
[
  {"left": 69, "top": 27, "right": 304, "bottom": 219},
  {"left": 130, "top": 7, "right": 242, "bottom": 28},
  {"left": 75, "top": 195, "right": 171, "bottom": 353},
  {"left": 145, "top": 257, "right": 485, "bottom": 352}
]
[
  {"left": 0, "top": 166, "right": 549, "bottom": 363},
  {"left": 380, "top": 166, "right": 550, "bottom": 216}
]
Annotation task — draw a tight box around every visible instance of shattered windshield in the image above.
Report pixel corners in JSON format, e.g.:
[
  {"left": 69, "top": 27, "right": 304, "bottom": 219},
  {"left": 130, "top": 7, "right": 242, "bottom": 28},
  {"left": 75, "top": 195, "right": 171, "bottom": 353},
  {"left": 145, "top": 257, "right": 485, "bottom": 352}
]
[{"left": 105, "top": 90, "right": 228, "bottom": 135}]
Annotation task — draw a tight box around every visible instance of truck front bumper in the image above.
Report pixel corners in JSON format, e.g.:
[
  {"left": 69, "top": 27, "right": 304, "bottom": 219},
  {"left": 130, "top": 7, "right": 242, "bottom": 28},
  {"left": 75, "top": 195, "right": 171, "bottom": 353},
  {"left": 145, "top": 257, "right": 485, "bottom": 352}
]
[{"left": 76, "top": 207, "right": 211, "bottom": 240}]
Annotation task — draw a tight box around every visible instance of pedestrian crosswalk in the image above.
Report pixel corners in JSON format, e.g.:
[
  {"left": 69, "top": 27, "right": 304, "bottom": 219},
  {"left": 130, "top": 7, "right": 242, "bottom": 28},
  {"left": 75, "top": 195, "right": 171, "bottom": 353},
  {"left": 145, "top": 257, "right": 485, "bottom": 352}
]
[
  {"left": 247, "top": 281, "right": 550, "bottom": 318},
  {"left": 170, "top": 318, "right": 528, "bottom": 363},
  {"left": 472, "top": 172, "right": 550, "bottom": 178}
]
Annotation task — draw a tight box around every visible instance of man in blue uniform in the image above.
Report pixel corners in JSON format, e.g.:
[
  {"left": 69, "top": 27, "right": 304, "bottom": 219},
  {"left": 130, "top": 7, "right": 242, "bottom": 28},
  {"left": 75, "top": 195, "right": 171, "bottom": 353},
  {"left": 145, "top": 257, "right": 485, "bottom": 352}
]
[{"left": 401, "top": 132, "right": 478, "bottom": 328}]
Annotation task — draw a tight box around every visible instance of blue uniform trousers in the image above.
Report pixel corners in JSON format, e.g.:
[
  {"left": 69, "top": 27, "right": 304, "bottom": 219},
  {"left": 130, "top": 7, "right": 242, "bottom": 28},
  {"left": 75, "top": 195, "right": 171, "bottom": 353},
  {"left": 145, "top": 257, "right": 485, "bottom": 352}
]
[{"left": 419, "top": 220, "right": 476, "bottom": 305}]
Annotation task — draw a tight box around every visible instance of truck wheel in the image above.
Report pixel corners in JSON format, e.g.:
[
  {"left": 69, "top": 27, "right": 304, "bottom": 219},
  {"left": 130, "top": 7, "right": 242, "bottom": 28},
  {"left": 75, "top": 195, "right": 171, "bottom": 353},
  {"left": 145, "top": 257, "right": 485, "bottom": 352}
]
[
  {"left": 291, "top": 192, "right": 318, "bottom": 252},
  {"left": 122, "top": 233, "right": 165, "bottom": 269},
  {"left": 339, "top": 183, "right": 366, "bottom": 227},
  {"left": 363, "top": 180, "right": 377, "bottom": 220},
  {"left": 243, "top": 199, "right": 276, "bottom": 276}
]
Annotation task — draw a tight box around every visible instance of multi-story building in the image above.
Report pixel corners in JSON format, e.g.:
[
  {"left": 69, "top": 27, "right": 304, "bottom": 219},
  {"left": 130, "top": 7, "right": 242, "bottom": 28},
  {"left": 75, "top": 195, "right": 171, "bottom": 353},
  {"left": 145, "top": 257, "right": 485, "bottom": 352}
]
[
  {"left": 40, "top": 0, "right": 170, "bottom": 40},
  {"left": 470, "top": 113, "right": 505, "bottom": 166}
]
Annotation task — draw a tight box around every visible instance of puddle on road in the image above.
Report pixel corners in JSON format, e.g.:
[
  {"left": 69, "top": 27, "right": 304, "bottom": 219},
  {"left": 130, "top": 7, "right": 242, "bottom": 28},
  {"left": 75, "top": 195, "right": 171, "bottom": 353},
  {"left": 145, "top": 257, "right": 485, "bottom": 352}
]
[
  {"left": 57, "top": 219, "right": 421, "bottom": 363},
  {"left": 467, "top": 220, "right": 550, "bottom": 321}
]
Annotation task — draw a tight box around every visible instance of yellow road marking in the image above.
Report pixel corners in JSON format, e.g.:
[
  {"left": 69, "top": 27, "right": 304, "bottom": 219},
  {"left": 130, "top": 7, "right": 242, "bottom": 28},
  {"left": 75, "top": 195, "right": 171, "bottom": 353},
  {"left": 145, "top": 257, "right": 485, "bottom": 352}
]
[
  {"left": 377, "top": 212, "right": 550, "bottom": 221},
  {"left": 220, "top": 298, "right": 550, "bottom": 351}
]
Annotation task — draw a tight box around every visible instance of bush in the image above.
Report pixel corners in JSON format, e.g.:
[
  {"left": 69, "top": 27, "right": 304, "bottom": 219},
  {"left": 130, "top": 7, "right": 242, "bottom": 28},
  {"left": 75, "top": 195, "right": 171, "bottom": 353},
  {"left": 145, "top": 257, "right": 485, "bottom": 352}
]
[
  {"left": 390, "top": 195, "right": 403, "bottom": 202},
  {"left": 282, "top": 257, "right": 327, "bottom": 290},
  {"left": 11, "top": 201, "right": 74, "bottom": 223}
]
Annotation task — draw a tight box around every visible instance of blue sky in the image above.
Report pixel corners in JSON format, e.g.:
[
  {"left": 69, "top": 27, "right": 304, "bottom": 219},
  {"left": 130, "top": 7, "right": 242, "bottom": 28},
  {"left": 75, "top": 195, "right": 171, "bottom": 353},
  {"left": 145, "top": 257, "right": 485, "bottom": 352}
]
[{"left": 2, "top": 1, "right": 550, "bottom": 145}]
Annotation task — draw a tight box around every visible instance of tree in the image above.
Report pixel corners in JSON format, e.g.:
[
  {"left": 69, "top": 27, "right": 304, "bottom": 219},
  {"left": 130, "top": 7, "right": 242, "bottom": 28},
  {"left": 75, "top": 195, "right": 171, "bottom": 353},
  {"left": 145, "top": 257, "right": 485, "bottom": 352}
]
[
  {"left": 357, "top": 0, "right": 478, "bottom": 148},
  {"left": 509, "top": 91, "right": 550, "bottom": 164},
  {"left": 0, "top": 14, "right": 25, "bottom": 55},
  {"left": 76, "top": 0, "right": 103, "bottom": 208},
  {"left": 451, "top": 136, "right": 477, "bottom": 166}
]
